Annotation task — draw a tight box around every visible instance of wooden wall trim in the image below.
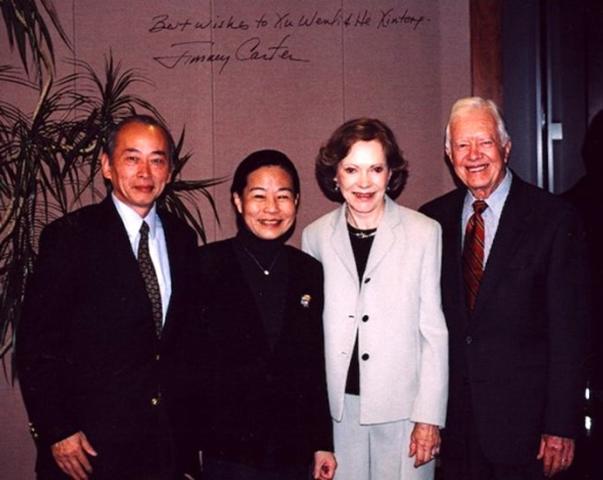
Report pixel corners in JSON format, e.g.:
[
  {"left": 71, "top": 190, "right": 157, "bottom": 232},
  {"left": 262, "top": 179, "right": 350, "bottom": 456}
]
[{"left": 470, "top": 0, "right": 503, "bottom": 105}]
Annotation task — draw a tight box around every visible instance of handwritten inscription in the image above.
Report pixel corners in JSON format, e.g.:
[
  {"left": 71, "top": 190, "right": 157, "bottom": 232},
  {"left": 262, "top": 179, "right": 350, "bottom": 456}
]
[
  {"left": 377, "top": 8, "right": 425, "bottom": 30},
  {"left": 152, "top": 36, "right": 308, "bottom": 73},
  {"left": 148, "top": 7, "right": 430, "bottom": 73},
  {"left": 153, "top": 41, "right": 231, "bottom": 74},
  {"left": 149, "top": 14, "right": 250, "bottom": 32},
  {"left": 272, "top": 9, "right": 372, "bottom": 29},
  {"left": 235, "top": 35, "right": 309, "bottom": 64}
]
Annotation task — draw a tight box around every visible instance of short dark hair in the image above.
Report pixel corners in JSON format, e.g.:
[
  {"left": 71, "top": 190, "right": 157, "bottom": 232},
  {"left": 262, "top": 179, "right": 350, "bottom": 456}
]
[
  {"left": 104, "top": 114, "right": 175, "bottom": 166},
  {"left": 315, "top": 118, "right": 408, "bottom": 202},
  {"left": 230, "top": 149, "right": 300, "bottom": 197}
]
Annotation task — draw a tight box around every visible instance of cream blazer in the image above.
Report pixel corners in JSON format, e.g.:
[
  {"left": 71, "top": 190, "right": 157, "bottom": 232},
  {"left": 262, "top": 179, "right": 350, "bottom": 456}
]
[{"left": 302, "top": 197, "right": 448, "bottom": 426}]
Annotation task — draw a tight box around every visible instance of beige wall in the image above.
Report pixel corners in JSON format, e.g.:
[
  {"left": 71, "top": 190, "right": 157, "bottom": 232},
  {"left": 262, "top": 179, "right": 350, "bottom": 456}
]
[{"left": 0, "top": 1, "right": 470, "bottom": 476}]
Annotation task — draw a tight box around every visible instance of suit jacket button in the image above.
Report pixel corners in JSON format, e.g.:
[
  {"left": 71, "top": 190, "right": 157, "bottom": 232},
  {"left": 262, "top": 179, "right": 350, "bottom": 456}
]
[
  {"left": 364, "top": 277, "right": 371, "bottom": 284},
  {"left": 465, "top": 336, "right": 473, "bottom": 345},
  {"left": 151, "top": 396, "right": 160, "bottom": 406},
  {"left": 155, "top": 353, "right": 160, "bottom": 361},
  {"left": 362, "top": 315, "right": 369, "bottom": 322},
  {"left": 361, "top": 353, "right": 370, "bottom": 361}
]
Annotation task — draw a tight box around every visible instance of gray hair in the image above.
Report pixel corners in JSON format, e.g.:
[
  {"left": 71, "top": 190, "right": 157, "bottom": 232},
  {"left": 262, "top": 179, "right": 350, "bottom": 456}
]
[{"left": 444, "top": 97, "right": 510, "bottom": 153}]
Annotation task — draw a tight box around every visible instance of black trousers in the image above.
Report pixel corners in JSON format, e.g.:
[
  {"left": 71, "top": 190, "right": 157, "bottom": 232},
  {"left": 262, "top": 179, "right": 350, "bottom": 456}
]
[
  {"left": 203, "top": 457, "right": 310, "bottom": 480},
  {"left": 441, "top": 383, "right": 544, "bottom": 480}
]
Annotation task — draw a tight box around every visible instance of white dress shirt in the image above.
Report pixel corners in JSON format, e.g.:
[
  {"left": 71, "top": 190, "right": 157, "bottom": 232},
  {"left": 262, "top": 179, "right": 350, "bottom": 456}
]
[{"left": 111, "top": 194, "right": 172, "bottom": 324}]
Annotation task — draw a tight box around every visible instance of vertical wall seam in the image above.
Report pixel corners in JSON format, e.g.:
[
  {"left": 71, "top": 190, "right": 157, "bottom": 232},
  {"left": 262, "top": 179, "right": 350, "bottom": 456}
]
[
  {"left": 210, "top": 0, "right": 217, "bottom": 241},
  {"left": 341, "top": 0, "right": 346, "bottom": 122}
]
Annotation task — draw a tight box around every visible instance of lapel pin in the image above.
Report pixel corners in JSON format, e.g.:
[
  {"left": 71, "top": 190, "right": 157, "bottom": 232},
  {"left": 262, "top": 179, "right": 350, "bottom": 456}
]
[{"left": 300, "top": 294, "right": 311, "bottom": 308}]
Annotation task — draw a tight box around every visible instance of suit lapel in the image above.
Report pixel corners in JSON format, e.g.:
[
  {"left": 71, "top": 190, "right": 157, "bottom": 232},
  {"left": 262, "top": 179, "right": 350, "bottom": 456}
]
[
  {"left": 98, "top": 197, "right": 142, "bottom": 274},
  {"left": 158, "top": 211, "right": 177, "bottom": 339},
  {"left": 329, "top": 205, "right": 360, "bottom": 284},
  {"left": 364, "top": 197, "right": 398, "bottom": 278},
  {"left": 230, "top": 240, "right": 272, "bottom": 352},
  {"left": 441, "top": 190, "right": 468, "bottom": 321},
  {"left": 472, "top": 177, "right": 532, "bottom": 319},
  {"left": 281, "top": 248, "right": 303, "bottom": 343}
]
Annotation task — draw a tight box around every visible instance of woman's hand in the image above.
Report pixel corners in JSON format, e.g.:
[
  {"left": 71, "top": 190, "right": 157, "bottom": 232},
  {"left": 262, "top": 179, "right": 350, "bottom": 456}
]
[
  {"left": 408, "top": 422, "right": 440, "bottom": 467},
  {"left": 313, "top": 450, "right": 337, "bottom": 480}
]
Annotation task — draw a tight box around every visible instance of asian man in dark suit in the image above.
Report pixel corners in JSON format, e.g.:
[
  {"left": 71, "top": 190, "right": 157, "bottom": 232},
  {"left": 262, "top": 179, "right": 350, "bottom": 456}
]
[
  {"left": 17, "top": 115, "right": 200, "bottom": 480},
  {"left": 420, "top": 97, "right": 589, "bottom": 480}
]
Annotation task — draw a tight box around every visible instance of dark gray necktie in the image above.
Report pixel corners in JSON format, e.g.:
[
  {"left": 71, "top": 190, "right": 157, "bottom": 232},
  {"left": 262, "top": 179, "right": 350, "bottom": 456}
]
[{"left": 138, "top": 221, "right": 162, "bottom": 337}]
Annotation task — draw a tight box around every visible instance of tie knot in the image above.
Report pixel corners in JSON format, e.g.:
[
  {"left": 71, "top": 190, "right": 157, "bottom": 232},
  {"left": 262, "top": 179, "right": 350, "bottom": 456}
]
[
  {"left": 472, "top": 200, "right": 488, "bottom": 215},
  {"left": 140, "top": 221, "right": 149, "bottom": 237}
]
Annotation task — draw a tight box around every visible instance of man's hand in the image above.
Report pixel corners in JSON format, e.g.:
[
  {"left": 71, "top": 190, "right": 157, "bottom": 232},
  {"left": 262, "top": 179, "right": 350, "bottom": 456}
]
[
  {"left": 313, "top": 450, "right": 337, "bottom": 480},
  {"left": 408, "top": 422, "right": 441, "bottom": 468},
  {"left": 51, "top": 431, "right": 97, "bottom": 480},
  {"left": 537, "top": 434, "right": 574, "bottom": 477}
]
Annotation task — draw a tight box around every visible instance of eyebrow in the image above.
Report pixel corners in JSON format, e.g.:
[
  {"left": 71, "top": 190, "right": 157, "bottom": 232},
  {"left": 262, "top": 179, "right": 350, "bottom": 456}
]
[
  {"left": 248, "top": 186, "right": 294, "bottom": 193},
  {"left": 123, "top": 148, "right": 167, "bottom": 156},
  {"left": 341, "top": 161, "right": 386, "bottom": 167}
]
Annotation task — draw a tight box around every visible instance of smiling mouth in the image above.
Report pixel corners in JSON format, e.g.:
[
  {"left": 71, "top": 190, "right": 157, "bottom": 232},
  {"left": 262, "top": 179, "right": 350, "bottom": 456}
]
[
  {"left": 467, "top": 165, "right": 488, "bottom": 173},
  {"left": 258, "top": 219, "right": 282, "bottom": 226},
  {"left": 353, "top": 192, "right": 375, "bottom": 199}
]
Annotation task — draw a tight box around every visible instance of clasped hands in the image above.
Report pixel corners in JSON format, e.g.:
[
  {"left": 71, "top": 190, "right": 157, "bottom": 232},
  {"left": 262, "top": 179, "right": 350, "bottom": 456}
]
[{"left": 409, "top": 422, "right": 440, "bottom": 468}]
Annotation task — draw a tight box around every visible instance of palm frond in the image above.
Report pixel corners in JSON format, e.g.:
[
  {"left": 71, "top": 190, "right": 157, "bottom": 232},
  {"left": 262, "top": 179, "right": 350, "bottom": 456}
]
[
  {"left": 1, "top": 0, "right": 71, "bottom": 81},
  {"left": 1, "top": 50, "right": 224, "bottom": 362}
]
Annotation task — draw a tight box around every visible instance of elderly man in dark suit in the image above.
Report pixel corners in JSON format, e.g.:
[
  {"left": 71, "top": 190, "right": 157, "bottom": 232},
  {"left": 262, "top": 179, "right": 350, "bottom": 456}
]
[
  {"left": 420, "top": 97, "right": 589, "bottom": 480},
  {"left": 17, "top": 115, "right": 200, "bottom": 480}
]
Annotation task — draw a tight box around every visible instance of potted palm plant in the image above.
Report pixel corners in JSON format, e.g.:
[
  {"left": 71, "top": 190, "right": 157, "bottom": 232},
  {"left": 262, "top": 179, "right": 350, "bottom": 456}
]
[{"left": 0, "top": 0, "right": 222, "bottom": 363}]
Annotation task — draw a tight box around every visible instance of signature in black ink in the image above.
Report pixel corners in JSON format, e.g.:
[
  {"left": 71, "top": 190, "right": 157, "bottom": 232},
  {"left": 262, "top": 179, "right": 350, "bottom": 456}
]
[
  {"left": 152, "top": 41, "right": 231, "bottom": 74},
  {"left": 235, "top": 35, "right": 309, "bottom": 64},
  {"left": 377, "top": 8, "right": 426, "bottom": 30}
]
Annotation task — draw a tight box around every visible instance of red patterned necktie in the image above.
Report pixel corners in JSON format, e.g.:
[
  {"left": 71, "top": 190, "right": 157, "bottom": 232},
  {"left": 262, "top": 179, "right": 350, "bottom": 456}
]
[
  {"left": 463, "top": 200, "right": 488, "bottom": 311},
  {"left": 138, "top": 221, "right": 163, "bottom": 337}
]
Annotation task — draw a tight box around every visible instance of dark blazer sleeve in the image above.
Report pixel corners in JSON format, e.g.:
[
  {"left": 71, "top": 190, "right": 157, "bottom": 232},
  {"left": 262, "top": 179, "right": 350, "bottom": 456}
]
[
  {"left": 285, "top": 250, "right": 332, "bottom": 453},
  {"left": 303, "top": 257, "right": 333, "bottom": 453},
  {"left": 16, "top": 218, "right": 81, "bottom": 446}
]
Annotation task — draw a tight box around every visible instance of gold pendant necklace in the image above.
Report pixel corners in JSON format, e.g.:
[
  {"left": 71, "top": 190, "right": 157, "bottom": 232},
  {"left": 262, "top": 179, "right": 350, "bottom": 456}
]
[{"left": 242, "top": 246, "right": 282, "bottom": 276}]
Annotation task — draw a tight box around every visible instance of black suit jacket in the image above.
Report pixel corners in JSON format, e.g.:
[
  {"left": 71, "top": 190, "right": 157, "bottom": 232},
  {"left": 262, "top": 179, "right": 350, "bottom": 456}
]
[
  {"left": 196, "top": 238, "right": 333, "bottom": 469},
  {"left": 420, "top": 175, "right": 589, "bottom": 464},
  {"left": 16, "top": 197, "right": 200, "bottom": 478}
]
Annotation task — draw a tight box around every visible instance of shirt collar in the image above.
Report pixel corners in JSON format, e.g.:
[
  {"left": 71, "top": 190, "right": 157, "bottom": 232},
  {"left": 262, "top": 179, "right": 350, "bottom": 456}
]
[
  {"left": 111, "top": 193, "right": 158, "bottom": 240},
  {"left": 463, "top": 168, "right": 513, "bottom": 219}
]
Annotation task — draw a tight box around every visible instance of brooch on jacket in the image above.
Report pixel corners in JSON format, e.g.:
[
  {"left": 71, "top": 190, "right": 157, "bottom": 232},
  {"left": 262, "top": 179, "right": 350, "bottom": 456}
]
[{"left": 300, "top": 294, "right": 312, "bottom": 308}]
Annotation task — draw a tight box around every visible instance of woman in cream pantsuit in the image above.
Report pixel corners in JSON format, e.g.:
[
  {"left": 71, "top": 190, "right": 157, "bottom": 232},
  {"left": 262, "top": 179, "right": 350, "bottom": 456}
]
[{"left": 302, "top": 118, "right": 448, "bottom": 480}]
